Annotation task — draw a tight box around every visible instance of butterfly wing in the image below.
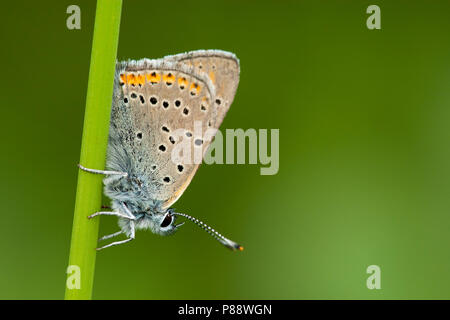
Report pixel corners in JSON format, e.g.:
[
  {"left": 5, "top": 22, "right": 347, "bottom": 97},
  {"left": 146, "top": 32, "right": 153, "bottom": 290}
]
[
  {"left": 165, "top": 50, "right": 240, "bottom": 128},
  {"left": 109, "top": 51, "right": 239, "bottom": 210},
  {"left": 110, "top": 58, "right": 215, "bottom": 209}
]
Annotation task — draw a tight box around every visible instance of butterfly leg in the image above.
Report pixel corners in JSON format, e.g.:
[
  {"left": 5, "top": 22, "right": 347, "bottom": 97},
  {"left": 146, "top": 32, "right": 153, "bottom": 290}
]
[
  {"left": 77, "top": 164, "right": 128, "bottom": 177},
  {"left": 121, "top": 202, "right": 136, "bottom": 219},
  {"left": 96, "top": 221, "right": 135, "bottom": 251},
  {"left": 98, "top": 230, "right": 123, "bottom": 242},
  {"left": 88, "top": 211, "right": 135, "bottom": 220}
]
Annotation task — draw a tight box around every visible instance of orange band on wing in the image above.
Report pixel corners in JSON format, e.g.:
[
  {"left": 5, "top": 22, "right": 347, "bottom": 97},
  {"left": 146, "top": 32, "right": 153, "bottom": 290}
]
[
  {"left": 163, "top": 72, "right": 176, "bottom": 85},
  {"left": 190, "top": 82, "right": 201, "bottom": 95},
  {"left": 126, "top": 73, "right": 136, "bottom": 86},
  {"left": 178, "top": 77, "right": 188, "bottom": 89},
  {"left": 147, "top": 72, "right": 161, "bottom": 84},
  {"left": 136, "top": 74, "right": 146, "bottom": 86},
  {"left": 120, "top": 73, "right": 127, "bottom": 84}
]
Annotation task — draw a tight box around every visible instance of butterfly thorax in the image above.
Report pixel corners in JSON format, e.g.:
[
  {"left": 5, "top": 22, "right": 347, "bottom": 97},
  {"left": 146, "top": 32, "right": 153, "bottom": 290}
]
[
  {"left": 102, "top": 174, "right": 177, "bottom": 236},
  {"left": 103, "top": 173, "right": 155, "bottom": 206}
]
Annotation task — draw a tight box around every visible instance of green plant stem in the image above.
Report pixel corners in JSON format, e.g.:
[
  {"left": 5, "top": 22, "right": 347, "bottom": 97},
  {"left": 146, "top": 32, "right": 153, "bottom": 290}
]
[{"left": 65, "top": 0, "right": 122, "bottom": 300}]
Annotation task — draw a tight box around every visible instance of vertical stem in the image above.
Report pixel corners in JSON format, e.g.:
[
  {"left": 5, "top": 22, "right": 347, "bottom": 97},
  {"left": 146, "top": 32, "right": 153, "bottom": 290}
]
[{"left": 65, "top": 0, "right": 122, "bottom": 300}]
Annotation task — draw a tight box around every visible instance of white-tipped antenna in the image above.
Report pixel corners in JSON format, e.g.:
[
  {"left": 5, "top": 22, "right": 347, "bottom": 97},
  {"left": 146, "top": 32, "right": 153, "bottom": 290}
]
[{"left": 171, "top": 212, "right": 244, "bottom": 251}]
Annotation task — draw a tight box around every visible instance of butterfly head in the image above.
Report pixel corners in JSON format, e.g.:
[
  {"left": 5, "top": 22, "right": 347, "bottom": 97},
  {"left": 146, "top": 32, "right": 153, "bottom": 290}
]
[{"left": 150, "top": 209, "right": 185, "bottom": 236}]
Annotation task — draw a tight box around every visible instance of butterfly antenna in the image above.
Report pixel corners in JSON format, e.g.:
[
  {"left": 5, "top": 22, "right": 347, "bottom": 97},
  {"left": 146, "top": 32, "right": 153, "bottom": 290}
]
[{"left": 171, "top": 212, "right": 244, "bottom": 252}]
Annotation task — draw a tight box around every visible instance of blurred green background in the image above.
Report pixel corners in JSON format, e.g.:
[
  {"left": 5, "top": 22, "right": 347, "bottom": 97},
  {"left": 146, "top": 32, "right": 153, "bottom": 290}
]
[{"left": 1, "top": 0, "right": 450, "bottom": 299}]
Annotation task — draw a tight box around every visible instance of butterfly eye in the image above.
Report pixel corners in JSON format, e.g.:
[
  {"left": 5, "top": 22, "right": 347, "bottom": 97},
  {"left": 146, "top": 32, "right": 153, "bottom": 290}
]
[{"left": 160, "top": 214, "right": 172, "bottom": 228}]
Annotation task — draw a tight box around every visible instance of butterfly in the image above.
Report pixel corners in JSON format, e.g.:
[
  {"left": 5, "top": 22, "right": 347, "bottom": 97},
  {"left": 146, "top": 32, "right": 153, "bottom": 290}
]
[{"left": 78, "top": 50, "right": 242, "bottom": 251}]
